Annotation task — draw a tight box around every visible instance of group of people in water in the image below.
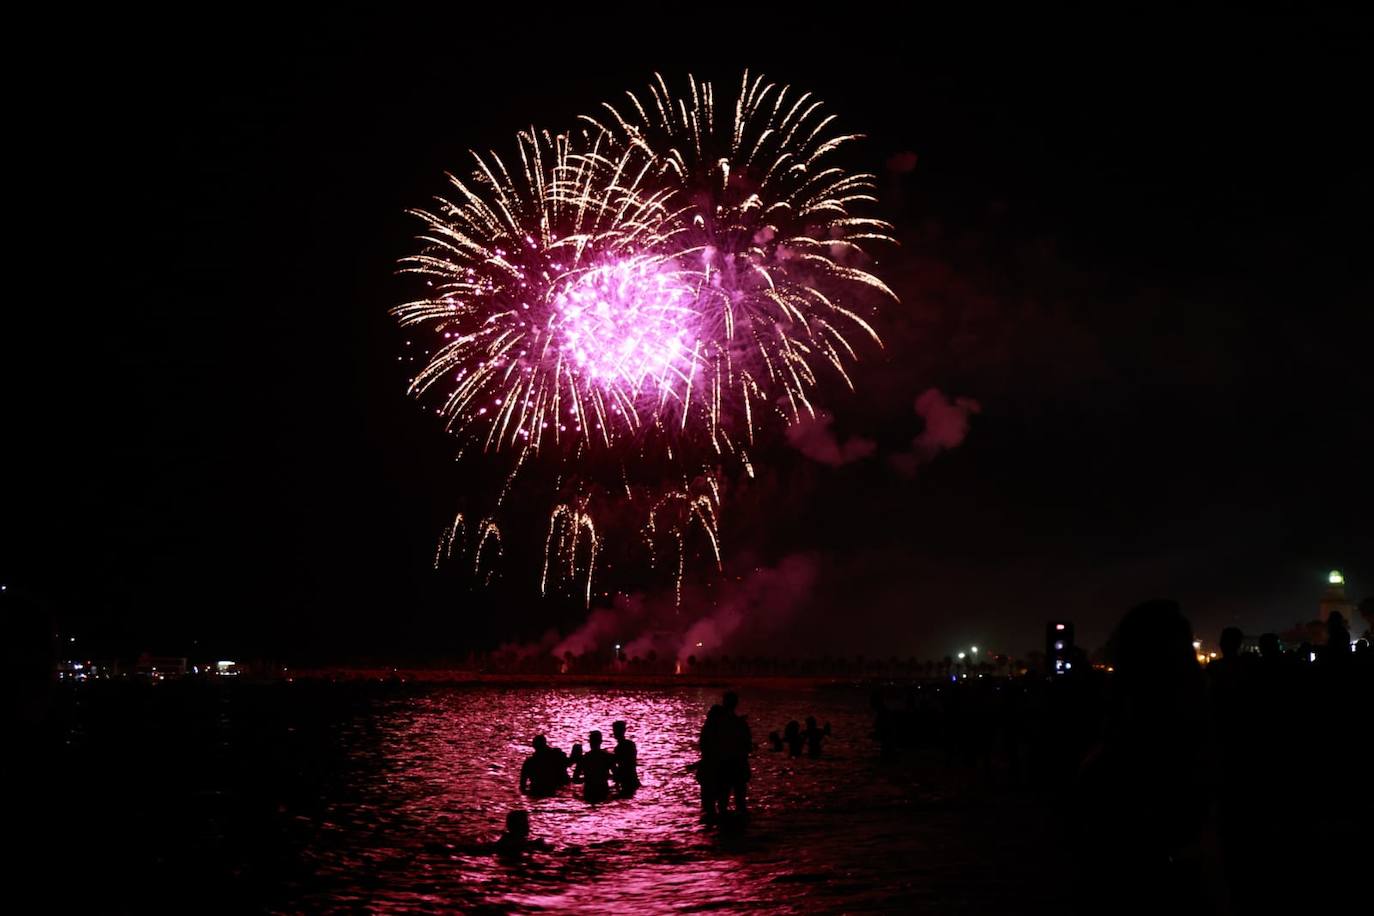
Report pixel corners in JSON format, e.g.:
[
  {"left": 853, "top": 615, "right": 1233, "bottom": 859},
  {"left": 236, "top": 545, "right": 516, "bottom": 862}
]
[
  {"left": 516, "top": 691, "right": 831, "bottom": 827},
  {"left": 766, "top": 716, "right": 831, "bottom": 757},
  {"left": 519, "top": 719, "right": 640, "bottom": 802}
]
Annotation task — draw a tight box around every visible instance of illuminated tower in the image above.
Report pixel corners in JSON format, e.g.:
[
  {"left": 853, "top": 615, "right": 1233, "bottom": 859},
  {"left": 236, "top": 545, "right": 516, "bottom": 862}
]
[
  {"left": 1046, "top": 621, "right": 1074, "bottom": 675},
  {"left": 1319, "top": 570, "right": 1355, "bottom": 623}
]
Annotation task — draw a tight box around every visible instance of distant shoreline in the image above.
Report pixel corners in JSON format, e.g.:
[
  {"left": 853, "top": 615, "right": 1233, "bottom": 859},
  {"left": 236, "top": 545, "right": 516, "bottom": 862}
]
[{"left": 62, "top": 670, "right": 974, "bottom": 689}]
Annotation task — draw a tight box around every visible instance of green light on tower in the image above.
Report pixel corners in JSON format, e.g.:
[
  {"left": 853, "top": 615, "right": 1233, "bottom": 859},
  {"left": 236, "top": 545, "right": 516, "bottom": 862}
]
[{"left": 1328, "top": 570, "right": 1344, "bottom": 585}]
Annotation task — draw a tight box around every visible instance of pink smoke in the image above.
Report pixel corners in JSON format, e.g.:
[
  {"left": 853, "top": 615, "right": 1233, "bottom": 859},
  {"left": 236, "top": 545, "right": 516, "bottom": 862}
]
[
  {"left": 786, "top": 411, "right": 877, "bottom": 466},
  {"left": 677, "top": 554, "right": 818, "bottom": 662},
  {"left": 889, "top": 388, "right": 981, "bottom": 476},
  {"left": 551, "top": 594, "right": 647, "bottom": 658},
  {"left": 494, "top": 628, "right": 562, "bottom": 660},
  {"left": 547, "top": 554, "right": 820, "bottom": 665}
]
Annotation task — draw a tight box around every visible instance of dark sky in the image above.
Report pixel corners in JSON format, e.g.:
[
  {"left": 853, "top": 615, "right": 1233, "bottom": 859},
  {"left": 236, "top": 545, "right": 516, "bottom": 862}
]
[{"left": 8, "top": 9, "right": 1371, "bottom": 662}]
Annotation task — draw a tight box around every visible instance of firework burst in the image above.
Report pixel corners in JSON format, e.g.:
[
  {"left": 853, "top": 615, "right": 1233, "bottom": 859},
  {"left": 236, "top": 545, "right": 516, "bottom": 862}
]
[
  {"left": 583, "top": 71, "right": 897, "bottom": 441},
  {"left": 395, "top": 73, "right": 896, "bottom": 603}
]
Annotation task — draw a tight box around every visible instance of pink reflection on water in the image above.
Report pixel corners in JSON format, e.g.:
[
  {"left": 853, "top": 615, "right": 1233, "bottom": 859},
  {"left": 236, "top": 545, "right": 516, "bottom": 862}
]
[
  {"left": 293, "top": 686, "right": 1068, "bottom": 913},
  {"left": 388, "top": 690, "right": 707, "bottom": 848}
]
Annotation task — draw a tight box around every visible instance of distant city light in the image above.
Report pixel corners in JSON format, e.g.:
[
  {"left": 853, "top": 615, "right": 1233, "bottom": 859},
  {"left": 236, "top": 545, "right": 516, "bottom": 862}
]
[
  {"left": 971, "top": 646, "right": 979, "bottom": 654},
  {"left": 1055, "top": 623, "right": 1065, "bottom": 631},
  {"left": 957, "top": 652, "right": 966, "bottom": 659},
  {"left": 1328, "top": 569, "right": 1344, "bottom": 585},
  {"left": 695, "top": 642, "right": 703, "bottom": 648},
  {"left": 1193, "top": 640, "right": 1201, "bottom": 650}
]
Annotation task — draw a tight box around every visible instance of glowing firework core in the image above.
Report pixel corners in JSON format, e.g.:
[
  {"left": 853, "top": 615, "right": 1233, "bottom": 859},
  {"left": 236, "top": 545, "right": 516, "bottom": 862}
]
[{"left": 550, "top": 258, "right": 699, "bottom": 402}]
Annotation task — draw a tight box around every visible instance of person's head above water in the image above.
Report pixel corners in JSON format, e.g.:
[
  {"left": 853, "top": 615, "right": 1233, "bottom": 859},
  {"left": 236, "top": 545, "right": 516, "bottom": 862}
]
[
  {"left": 532, "top": 734, "right": 548, "bottom": 751},
  {"left": 612, "top": 720, "right": 627, "bottom": 739},
  {"left": 504, "top": 809, "right": 530, "bottom": 839},
  {"left": 588, "top": 730, "right": 603, "bottom": 749},
  {"left": 722, "top": 691, "right": 739, "bottom": 712}
]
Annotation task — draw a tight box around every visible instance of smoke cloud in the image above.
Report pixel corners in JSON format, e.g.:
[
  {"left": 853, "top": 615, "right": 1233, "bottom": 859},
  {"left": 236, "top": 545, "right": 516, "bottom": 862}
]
[
  {"left": 547, "top": 554, "right": 820, "bottom": 665},
  {"left": 676, "top": 553, "right": 818, "bottom": 661},
  {"left": 889, "top": 388, "right": 981, "bottom": 476},
  {"left": 551, "top": 595, "right": 647, "bottom": 658},
  {"left": 786, "top": 411, "right": 877, "bottom": 466}
]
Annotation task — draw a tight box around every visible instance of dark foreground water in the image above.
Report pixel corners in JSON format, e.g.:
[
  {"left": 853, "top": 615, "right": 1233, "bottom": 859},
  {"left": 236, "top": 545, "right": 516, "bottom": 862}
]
[{"left": 36, "top": 683, "right": 1072, "bottom": 913}]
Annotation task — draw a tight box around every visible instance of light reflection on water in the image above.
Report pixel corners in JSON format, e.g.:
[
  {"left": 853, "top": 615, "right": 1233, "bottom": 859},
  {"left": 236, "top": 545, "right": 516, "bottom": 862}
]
[{"left": 279, "top": 686, "right": 1066, "bottom": 913}]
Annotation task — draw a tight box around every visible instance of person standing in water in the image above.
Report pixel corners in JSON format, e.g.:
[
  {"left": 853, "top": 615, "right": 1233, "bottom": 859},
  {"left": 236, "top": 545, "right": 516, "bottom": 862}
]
[
  {"left": 611, "top": 720, "right": 640, "bottom": 795},
  {"left": 580, "top": 730, "right": 615, "bottom": 803},
  {"left": 568, "top": 741, "right": 585, "bottom": 782},
  {"left": 696, "top": 704, "right": 727, "bottom": 820},
  {"left": 804, "top": 716, "right": 830, "bottom": 758},
  {"left": 720, "top": 692, "right": 752, "bottom": 814},
  {"left": 519, "top": 734, "right": 570, "bottom": 796}
]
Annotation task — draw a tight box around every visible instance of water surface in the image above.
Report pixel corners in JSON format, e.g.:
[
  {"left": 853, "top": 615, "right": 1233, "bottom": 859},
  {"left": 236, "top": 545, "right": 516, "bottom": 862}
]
[{"left": 48, "top": 683, "right": 1070, "bottom": 913}]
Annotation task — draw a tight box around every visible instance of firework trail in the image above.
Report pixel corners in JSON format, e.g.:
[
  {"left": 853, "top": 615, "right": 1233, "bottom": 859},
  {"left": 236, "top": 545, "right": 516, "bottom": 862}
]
[{"left": 394, "top": 73, "right": 896, "bottom": 603}]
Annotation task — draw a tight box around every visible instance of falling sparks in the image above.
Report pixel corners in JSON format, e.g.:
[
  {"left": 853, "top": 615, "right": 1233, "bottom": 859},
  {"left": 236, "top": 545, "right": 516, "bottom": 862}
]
[{"left": 395, "top": 73, "right": 896, "bottom": 603}]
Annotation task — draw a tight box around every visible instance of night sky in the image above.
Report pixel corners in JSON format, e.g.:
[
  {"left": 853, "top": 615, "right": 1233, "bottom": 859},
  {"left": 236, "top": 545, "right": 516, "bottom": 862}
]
[{"left": 9, "top": 10, "right": 1371, "bottom": 662}]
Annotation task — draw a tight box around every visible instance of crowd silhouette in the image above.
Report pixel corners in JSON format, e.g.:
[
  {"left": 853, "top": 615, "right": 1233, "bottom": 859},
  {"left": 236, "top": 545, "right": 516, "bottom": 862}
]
[{"left": 865, "top": 601, "right": 1371, "bottom": 913}]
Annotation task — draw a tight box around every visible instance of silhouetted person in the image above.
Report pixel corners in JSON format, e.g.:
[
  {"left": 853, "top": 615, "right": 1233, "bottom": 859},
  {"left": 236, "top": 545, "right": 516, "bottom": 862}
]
[
  {"left": 768, "top": 730, "right": 784, "bottom": 752},
  {"left": 783, "top": 720, "right": 804, "bottom": 756},
  {"left": 1257, "top": 632, "right": 1282, "bottom": 665},
  {"left": 1207, "top": 626, "right": 1267, "bottom": 906},
  {"left": 1218, "top": 626, "right": 1242, "bottom": 659},
  {"left": 493, "top": 809, "right": 549, "bottom": 857},
  {"left": 580, "top": 731, "right": 614, "bottom": 803},
  {"left": 719, "top": 692, "right": 752, "bottom": 814},
  {"left": 569, "top": 742, "right": 585, "bottom": 783},
  {"left": 1208, "top": 626, "right": 1250, "bottom": 706},
  {"left": 1326, "top": 611, "right": 1351, "bottom": 661},
  {"left": 1073, "top": 599, "right": 1220, "bottom": 913},
  {"left": 697, "top": 704, "right": 727, "bottom": 820},
  {"left": 803, "top": 716, "right": 829, "bottom": 757},
  {"left": 611, "top": 720, "right": 639, "bottom": 794},
  {"left": 519, "top": 734, "right": 569, "bottom": 796}
]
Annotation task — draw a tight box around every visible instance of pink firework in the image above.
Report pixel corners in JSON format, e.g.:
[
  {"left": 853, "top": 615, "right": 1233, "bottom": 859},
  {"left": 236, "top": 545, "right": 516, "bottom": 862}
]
[
  {"left": 549, "top": 257, "right": 700, "bottom": 415},
  {"left": 395, "top": 74, "right": 895, "bottom": 602}
]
